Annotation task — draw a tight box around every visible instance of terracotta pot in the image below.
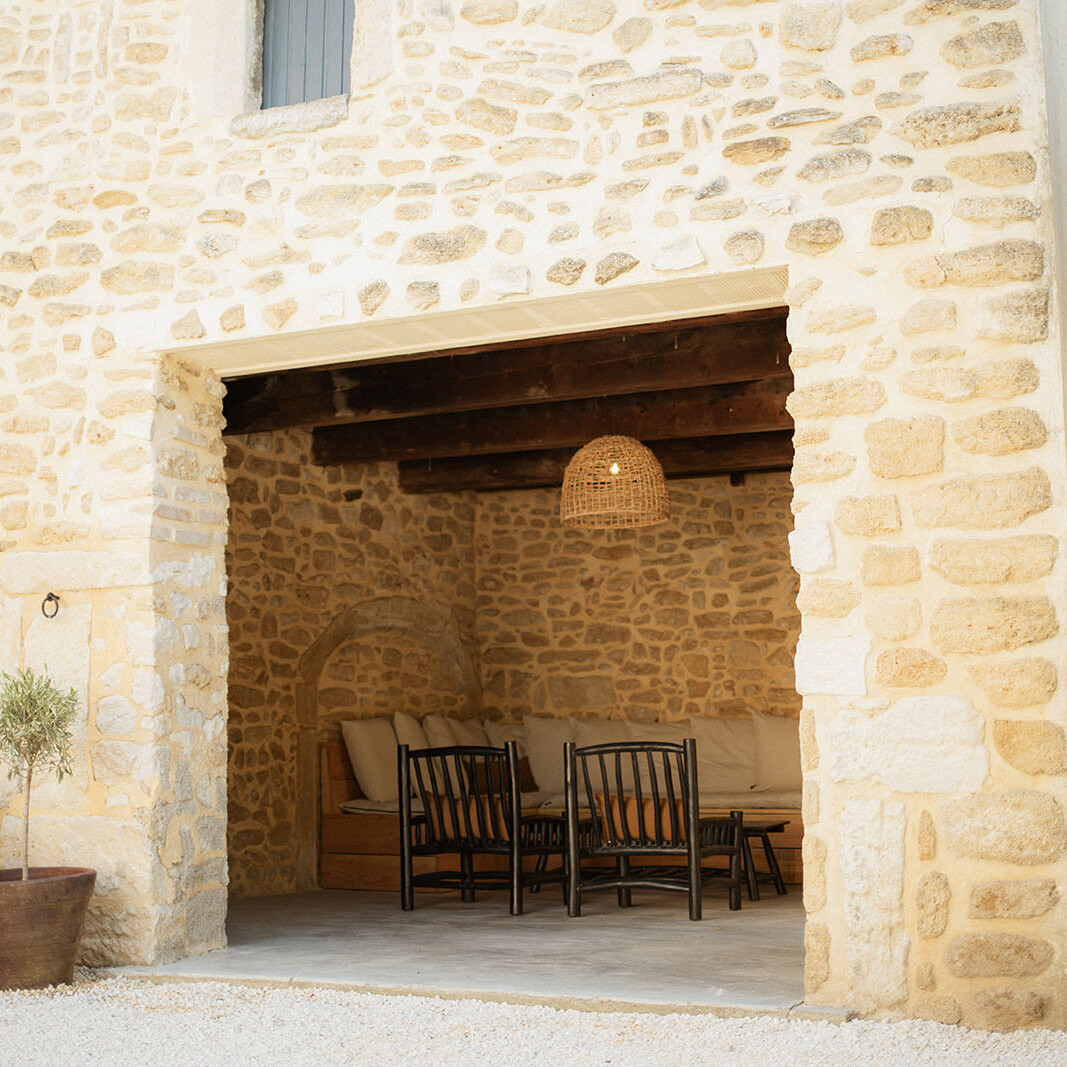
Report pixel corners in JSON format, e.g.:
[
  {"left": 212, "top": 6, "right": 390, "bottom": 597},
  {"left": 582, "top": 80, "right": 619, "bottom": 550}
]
[{"left": 0, "top": 867, "right": 96, "bottom": 991}]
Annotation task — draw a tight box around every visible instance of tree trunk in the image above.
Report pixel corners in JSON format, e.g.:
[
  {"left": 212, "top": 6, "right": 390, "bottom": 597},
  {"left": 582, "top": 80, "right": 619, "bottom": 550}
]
[{"left": 21, "top": 761, "right": 32, "bottom": 880}]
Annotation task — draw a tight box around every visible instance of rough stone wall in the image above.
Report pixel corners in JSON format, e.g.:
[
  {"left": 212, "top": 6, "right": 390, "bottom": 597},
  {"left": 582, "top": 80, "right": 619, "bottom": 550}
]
[
  {"left": 224, "top": 433, "right": 477, "bottom": 896},
  {"left": 0, "top": 0, "right": 1064, "bottom": 1027},
  {"left": 476, "top": 473, "right": 799, "bottom": 724}
]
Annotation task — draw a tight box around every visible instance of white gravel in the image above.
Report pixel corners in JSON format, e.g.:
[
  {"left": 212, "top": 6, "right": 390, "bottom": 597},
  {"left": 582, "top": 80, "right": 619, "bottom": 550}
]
[{"left": 2, "top": 973, "right": 1065, "bottom": 1066}]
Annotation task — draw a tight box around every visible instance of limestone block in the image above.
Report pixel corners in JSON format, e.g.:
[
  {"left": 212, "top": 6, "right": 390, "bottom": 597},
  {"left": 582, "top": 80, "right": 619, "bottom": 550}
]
[
  {"left": 901, "top": 358, "right": 1039, "bottom": 403},
  {"left": 875, "top": 648, "right": 946, "bottom": 687},
  {"left": 723, "top": 230, "right": 764, "bottom": 265},
  {"left": 171, "top": 311, "right": 205, "bottom": 341},
  {"left": 945, "top": 934, "right": 1052, "bottom": 978},
  {"left": 938, "top": 240, "right": 1043, "bottom": 288},
  {"left": 941, "top": 21, "right": 1025, "bottom": 69},
  {"left": 953, "top": 196, "right": 1038, "bottom": 228},
  {"left": 941, "top": 789, "right": 1067, "bottom": 864},
  {"left": 786, "top": 217, "right": 844, "bottom": 255},
  {"left": 848, "top": 0, "right": 905, "bottom": 20},
  {"left": 795, "top": 633, "right": 870, "bottom": 695},
  {"left": 652, "top": 235, "right": 705, "bottom": 272},
  {"left": 96, "top": 695, "right": 138, "bottom": 735},
  {"left": 92, "top": 740, "right": 156, "bottom": 786},
  {"left": 900, "top": 298, "right": 956, "bottom": 336},
  {"left": 781, "top": 1, "right": 843, "bottom": 52},
  {"left": 800, "top": 709, "right": 819, "bottom": 772},
  {"left": 993, "top": 720, "right": 1067, "bottom": 775},
  {"left": 918, "top": 809, "right": 936, "bottom": 861},
  {"left": 917, "top": 871, "right": 950, "bottom": 938},
  {"left": 788, "top": 518, "right": 836, "bottom": 573},
  {"left": 541, "top": 0, "right": 615, "bottom": 34},
  {"left": 976, "top": 288, "right": 1049, "bottom": 344},
  {"left": 100, "top": 261, "right": 174, "bottom": 294},
  {"left": 399, "top": 225, "right": 486, "bottom": 265},
  {"left": 930, "top": 596, "right": 1057, "bottom": 654},
  {"left": 0, "top": 551, "right": 151, "bottom": 594},
  {"left": 0, "top": 443, "right": 35, "bottom": 476},
  {"left": 594, "top": 253, "right": 637, "bottom": 285},
  {"left": 723, "top": 137, "right": 791, "bottom": 165},
  {"left": 792, "top": 450, "right": 856, "bottom": 482},
  {"left": 829, "top": 696, "right": 987, "bottom": 792},
  {"left": 851, "top": 33, "right": 912, "bottom": 61},
  {"left": 953, "top": 408, "right": 1046, "bottom": 457},
  {"left": 969, "top": 879, "right": 1059, "bottom": 919},
  {"left": 294, "top": 185, "right": 392, "bottom": 218},
  {"left": 862, "top": 545, "right": 920, "bottom": 585},
  {"left": 947, "top": 151, "right": 1036, "bottom": 188},
  {"left": 894, "top": 101, "right": 1020, "bottom": 149},
  {"left": 358, "top": 281, "right": 389, "bottom": 316},
  {"left": 768, "top": 108, "right": 842, "bottom": 129},
  {"left": 865, "top": 416, "right": 943, "bottom": 478},
  {"left": 803, "top": 834, "right": 828, "bottom": 911},
  {"left": 835, "top": 494, "right": 901, "bottom": 536},
  {"left": 455, "top": 97, "right": 516, "bottom": 136},
  {"left": 806, "top": 304, "right": 877, "bottom": 334},
  {"left": 796, "top": 578, "right": 860, "bottom": 618},
  {"left": 972, "top": 989, "right": 1048, "bottom": 1032},
  {"left": 912, "top": 469, "right": 1051, "bottom": 530},
  {"left": 805, "top": 923, "right": 831, "bottom": 992},
  {"left": 870, "top": 205, "right": 932, "bottom": 245},
  {"left": 460, "top": 0, "right": 518, "bottom": 23},
  {"left": 798, "top": 148, "right": 871, "bottom": 182},
  {"left": 263, "top": 298, "right": 296, "bottom": 331},
  {"left": 929, "top": 535, "right": 1056, "bottom": 585},
  {"left": 613, "top": 18, "right": 650, "bottom": 53},
  {"left": 721, "top": 40, "right": 758, "bottom": 70},
  {"left": 488, "top": 265, "right": 530, "bottom": 296},
  {"left": 406, "top": 282, "right": 440, "bottom": 310},
  {"left": 546, "top": 257, "right": 585, "bottom": 285},
  {"left": 788, "top": 377, "right": 885, "bottom": 419},
  {"left": 970, "top": 658, "right": 1057, "bottom": 708},
  {"left": 916, "top": 997, "right": 962, "bottom": 1025},
  {"left": 588, "top": 70, "right": 702, "bottom": 110}
]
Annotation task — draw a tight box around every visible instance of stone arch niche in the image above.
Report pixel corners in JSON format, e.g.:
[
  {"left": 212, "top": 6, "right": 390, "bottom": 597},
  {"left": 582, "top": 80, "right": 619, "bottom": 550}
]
[{"left": 292, "top": 597, "right": 480, "bottom": 888}]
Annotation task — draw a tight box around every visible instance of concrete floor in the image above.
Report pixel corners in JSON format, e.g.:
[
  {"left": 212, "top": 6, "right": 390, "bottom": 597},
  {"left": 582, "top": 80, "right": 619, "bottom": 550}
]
[{"left": 119, "top": 888, "right": 806, "bottom": 1013}]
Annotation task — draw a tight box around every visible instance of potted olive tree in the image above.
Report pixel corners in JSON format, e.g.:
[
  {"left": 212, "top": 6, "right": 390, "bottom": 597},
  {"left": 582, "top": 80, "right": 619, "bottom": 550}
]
[{"left": 0, "top": 666, "right": 96, "bottom": 990}]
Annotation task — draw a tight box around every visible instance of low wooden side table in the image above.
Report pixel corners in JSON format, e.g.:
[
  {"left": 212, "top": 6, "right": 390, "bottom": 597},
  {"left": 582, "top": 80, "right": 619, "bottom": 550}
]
[{"left": 741, "top": 819, "right": 789, "bottom": 901}]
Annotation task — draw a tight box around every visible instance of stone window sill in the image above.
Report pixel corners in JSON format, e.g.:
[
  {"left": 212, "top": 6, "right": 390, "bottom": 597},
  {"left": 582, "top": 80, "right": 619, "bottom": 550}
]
[{"left": 230, "top": 94, "right": 349, "bottom": 139}]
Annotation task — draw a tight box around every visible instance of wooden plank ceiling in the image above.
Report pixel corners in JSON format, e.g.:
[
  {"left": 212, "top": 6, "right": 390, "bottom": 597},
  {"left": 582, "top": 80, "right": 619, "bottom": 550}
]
[{"left": 222, "top": 307, "right": 793, "bottom": 494}]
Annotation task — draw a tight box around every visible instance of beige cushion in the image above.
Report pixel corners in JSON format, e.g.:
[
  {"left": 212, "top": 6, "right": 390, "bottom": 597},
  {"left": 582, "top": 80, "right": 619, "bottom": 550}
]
[
  {"left": 484, "top": 720, "right": 526, "bottom": 758},
  {"left": 393, "top": 711, "right": 428, "bottom": 751},
  {"left": 753, "top": 712, "right": 802, "bottom": 792},
  {"left": 626, "top": 721, "right": 692, "bottom": 794},
  {"left": 523, "top": 715, "right": 577, "bottom": 794},
  {"left": 340, "top": 718, "right": 398, "bottom": 804},
  {"left": 451, "top": 718, "right": 489, "bottom": 747},
  {"left": 422, "top": 714, "right": 456, "bottom": 748},
  {"left": 687, "top": 716, "right": 757, "bottom": 796},
  {"left": 575, "top": 718, "right": 636, "bottom": 791}
]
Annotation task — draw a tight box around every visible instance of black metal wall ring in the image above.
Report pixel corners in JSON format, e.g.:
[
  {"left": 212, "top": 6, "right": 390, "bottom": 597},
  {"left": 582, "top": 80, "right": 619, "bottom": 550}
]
[{"left": 41, "top": 592, "right": 60, "bottom": 619}]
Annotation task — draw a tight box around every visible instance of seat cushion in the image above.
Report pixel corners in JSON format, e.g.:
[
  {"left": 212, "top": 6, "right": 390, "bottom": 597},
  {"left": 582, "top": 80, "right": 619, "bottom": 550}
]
[
  {"left": 687, "top": 716, "right": 757, "bottom": 795},
  {"left": 752, "top": 712, "right": 802, "bottom": 792},
  {"left": 340, "top": 718, "right": 398, "bottom": 804},
  {"left": 523, "top": 715, "right": 577, "bottom": 794}
]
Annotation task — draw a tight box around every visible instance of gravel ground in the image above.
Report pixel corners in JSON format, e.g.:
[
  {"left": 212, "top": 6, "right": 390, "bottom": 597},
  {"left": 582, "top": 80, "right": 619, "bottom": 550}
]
[{"left": 2, "top": 973, "right": 1065, "bottom": 1066}]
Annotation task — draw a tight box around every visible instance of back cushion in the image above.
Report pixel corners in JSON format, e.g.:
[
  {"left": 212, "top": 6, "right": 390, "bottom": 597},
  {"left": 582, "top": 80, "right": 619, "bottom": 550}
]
[
  {"left": 484, "top": 720, "right": 526, "bottom": 757},
  {"left": 393, "top": 710, "right": 428, "bottom": 751},
  {"left": 523, "top": 715, "right": 577, "bottom": 794},
  {"left": 451, "top": 718, "right": 489, "bottom": 747},
  {"left": 575, "top": 718, "right": 637, "bottom": 791},
  {"left": 422, "top": 714, "right": 457, "bottom": 748},
  {"left": 340, "top": 718, "right": 399, "bottom": 804},
  {"left": 752, "top": 712, "right": 803, "bottom": 792},
  {"left": 687, "top": 716, "right": 757, "bottom": 796}
]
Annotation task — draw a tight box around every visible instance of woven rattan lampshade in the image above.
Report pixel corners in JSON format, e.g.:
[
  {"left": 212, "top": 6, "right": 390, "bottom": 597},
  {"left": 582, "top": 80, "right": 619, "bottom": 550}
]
[{"left": 560, "top": 436, "right": 670, "bottom": 529}]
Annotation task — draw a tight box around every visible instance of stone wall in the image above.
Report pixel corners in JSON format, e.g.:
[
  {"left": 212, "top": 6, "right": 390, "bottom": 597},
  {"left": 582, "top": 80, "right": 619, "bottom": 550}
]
[
  {"left": 475, "top": 473, "right": 798, "bottom": 724},
  {"left": 0, "top": 0, "right": 1065, "bottom": 1027},
  {"left": 225, "top": 432, "right": 477, "bottom": 895}
]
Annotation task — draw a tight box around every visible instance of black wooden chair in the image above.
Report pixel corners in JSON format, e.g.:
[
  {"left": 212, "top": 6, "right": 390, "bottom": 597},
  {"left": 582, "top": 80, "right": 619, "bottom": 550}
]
[
  {"left": 564, "top": 738, "right": 743, "bottom": 920},
  {"left": 398, "top": 741, "right": 566, "bottom": 915}
]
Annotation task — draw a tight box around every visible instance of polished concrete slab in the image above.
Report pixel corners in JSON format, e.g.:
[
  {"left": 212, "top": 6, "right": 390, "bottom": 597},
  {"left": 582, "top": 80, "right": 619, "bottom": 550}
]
[{"left": 118, "top": 888, "right": 805, "bottom": 1013}]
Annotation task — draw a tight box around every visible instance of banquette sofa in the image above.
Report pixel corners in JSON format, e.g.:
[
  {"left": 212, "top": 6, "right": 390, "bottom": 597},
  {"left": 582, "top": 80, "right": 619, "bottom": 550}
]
[{"left": 320, "top": 710, "right": 804, "bottom": 891}]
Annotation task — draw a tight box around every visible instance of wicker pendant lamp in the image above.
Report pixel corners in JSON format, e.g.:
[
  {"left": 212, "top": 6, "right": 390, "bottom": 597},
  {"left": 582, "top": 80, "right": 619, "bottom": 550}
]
[{"left": 560, "top": 435, "right": 670, "bottom": 529}]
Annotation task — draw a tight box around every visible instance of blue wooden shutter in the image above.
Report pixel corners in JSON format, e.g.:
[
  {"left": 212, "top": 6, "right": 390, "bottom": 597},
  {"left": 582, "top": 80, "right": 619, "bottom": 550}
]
[{"left": 262, "top": 0, "right": 353, "bottom": 109}]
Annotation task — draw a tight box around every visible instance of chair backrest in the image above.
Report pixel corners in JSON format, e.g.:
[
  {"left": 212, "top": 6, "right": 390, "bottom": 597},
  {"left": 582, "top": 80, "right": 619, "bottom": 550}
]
[
  {"left": 399, "top": 742, "right": 521, "bottom": 848},
  {"left": 565, "top": 739, "right": 700, "bottom": 849}
]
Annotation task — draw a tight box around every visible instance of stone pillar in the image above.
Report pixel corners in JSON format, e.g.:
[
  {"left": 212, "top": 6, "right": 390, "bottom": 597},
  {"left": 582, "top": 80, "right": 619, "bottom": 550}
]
[
  {"left": 0, "top": 350, "right": 229, "bottom": 965},
  {"left": 784, "top": 0, "right": 1067, "bottom": 1030}
]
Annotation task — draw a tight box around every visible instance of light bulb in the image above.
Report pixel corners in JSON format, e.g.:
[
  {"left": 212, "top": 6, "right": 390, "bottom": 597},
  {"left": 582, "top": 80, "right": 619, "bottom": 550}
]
[{"left": 609, "top": 461, "right": 620, "bottom": 476}]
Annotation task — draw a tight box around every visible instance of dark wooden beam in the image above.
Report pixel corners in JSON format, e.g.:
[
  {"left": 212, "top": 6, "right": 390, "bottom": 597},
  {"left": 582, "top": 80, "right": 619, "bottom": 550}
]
[
  {"left": 223, "top": 311, "right": 790, "bottom": 435},
  {"left": 396, "top": 432, "right": 794, "bottom": 494},
  {"left": 312, "top": 380, "right": 792, "bottom": 465}
]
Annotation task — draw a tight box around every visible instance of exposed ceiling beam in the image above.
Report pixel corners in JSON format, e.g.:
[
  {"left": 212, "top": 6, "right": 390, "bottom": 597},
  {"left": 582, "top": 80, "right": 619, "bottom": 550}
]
[
  {"left": 396, "top": 431, "right": 795, "bottom": 494},
  {"left": 223, "top": 309, "right": 789, "bottom": 436},
  {"left": 311, "top": 380, "right": 792, "bottom": 465}
]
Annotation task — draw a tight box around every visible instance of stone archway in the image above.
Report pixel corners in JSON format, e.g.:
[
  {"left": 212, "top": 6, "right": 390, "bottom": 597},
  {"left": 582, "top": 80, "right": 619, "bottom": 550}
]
[{"left": 292, "top": 597, "right": 480, "bottom": 888}]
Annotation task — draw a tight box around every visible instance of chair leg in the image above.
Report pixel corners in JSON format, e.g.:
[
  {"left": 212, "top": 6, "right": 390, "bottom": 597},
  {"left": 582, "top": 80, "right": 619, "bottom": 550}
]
[
  {"left": 689, "top": 855, "right": 703, "bottom": 921},
  {"left": 510, "top": 862, "right": 523, "bottom": 916},
  {"left": 460, "top": 850, "right": 475, "bottom": 902},
  {"left": 762, "top": 832, "right": 788, "bottom": 895},
  {"left": 741, "top": 834, "right": 760, "bottom": 902},
  {"left": 401, "top": 850, "right": 414, "bottom": 911},
  {"left": 566, "top": 841, "right": 581, "bottom": 918},
  {"left": 617, "top": 855, "right": 632, "bottom": 907},
  {"left": 729, "top": 841, "right": 743, "bottom": 911}
]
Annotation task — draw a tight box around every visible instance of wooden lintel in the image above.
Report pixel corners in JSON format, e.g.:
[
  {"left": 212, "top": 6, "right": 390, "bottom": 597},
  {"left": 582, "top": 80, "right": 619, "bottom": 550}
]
[
  {"left": 396, "top": 432, "right": 795, "bottom": 494},
  {"left": 311, "top": 380, "right": 793, "bottom": 466},
  {"left": 223, "top": 311, "right": 790, "bottom": 436}
]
